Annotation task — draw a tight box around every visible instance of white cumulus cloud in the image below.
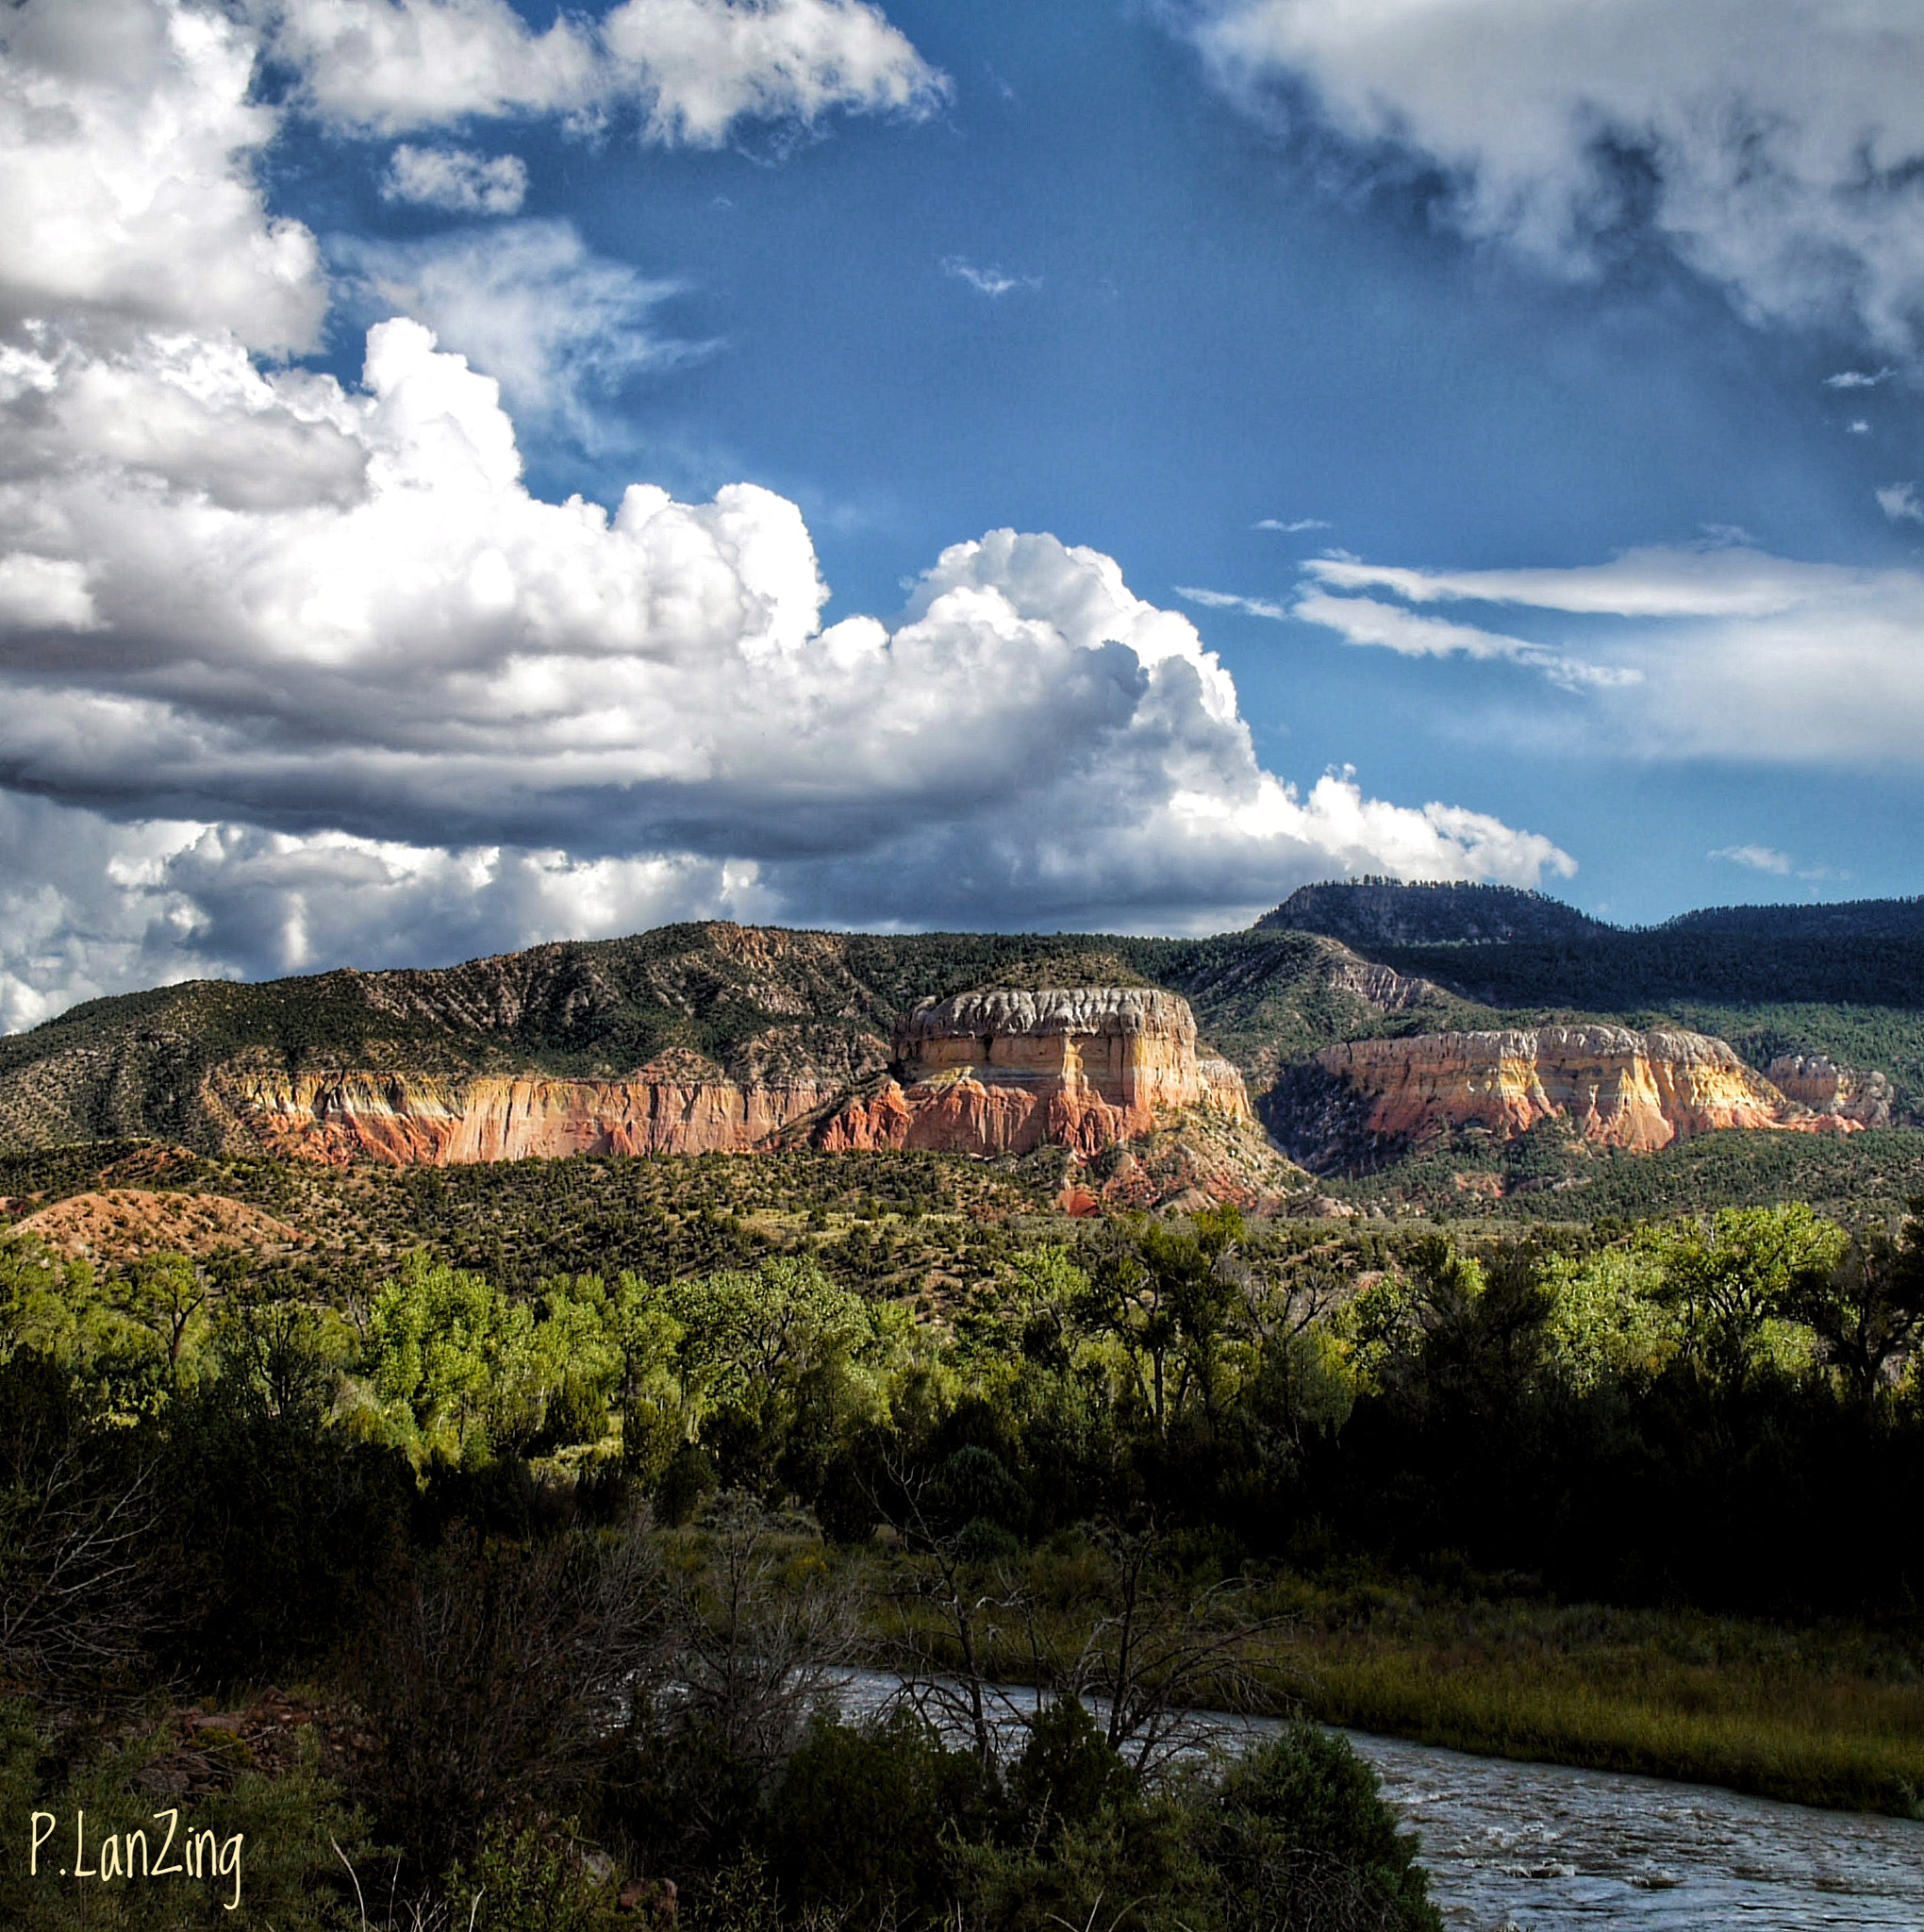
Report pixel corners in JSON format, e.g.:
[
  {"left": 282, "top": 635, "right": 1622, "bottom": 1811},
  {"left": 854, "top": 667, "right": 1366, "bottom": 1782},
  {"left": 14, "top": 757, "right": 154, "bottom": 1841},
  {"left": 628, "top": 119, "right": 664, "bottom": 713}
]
[
  {"left": 0, "top": 0, "right": 1575, "bottom": 1024},
  {"left": 1184, "top": 0, "right": 1924, "bottom": 359},
  {"left": 0, "top": 0, "right": 323, "bottom": 353}
]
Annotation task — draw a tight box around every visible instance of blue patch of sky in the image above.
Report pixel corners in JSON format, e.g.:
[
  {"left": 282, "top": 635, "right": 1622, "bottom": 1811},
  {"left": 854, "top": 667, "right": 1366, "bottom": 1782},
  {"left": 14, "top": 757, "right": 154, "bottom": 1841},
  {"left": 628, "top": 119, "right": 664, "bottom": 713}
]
[{"left": 257, "top": 0, "right": 1924, "bottom": 926}]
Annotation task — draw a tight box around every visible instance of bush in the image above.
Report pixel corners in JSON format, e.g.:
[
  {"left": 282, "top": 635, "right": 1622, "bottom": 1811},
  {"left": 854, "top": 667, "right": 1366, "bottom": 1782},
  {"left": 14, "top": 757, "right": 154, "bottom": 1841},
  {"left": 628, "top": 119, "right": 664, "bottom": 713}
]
[
  {"left": 1202, "top": 1724, "right": 1442, "bottom": 1932},
  {"left": 443, "top": 1819, "right": 623, "bottom": 1932},
  {"left": 1006, "top": 1695, "right": 1133, "bottom": 1844},
  {"left": 764, "top": 1712, "right": 996, "bottom": 1923},
  {"left": 0, "top": 1693, "right": 371, "bottom": 1931}
]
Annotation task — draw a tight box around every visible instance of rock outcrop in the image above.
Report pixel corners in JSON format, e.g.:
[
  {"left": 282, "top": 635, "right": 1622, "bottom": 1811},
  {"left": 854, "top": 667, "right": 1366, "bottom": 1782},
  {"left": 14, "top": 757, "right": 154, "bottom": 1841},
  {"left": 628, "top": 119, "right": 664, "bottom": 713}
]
[
  {"left": 1295, "top": 1025, "right": 1883, "bottom": 1164},
  {"left": 214, "top": 987, "right": 1252, "bottom": 1171},
  {"left": 219, "top": 1063, "right": 855, "bottom": 1166},
  {"left": 821, "top": 988, "right": 1250, "bottom": 1157},
  {"left": 1765, "top": 1053, "right": 1895, "bottom": 1128}
]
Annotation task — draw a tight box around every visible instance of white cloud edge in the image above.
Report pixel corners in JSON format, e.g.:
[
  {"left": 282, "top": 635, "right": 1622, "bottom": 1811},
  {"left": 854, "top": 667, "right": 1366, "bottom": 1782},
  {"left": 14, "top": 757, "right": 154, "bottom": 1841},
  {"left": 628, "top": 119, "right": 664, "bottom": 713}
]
[
  {"left": 272, "top": 0, "right": 953, "bottom": 144},
  {"left": 1181, "top": 0, "right": 1924, "bottom": 363}
]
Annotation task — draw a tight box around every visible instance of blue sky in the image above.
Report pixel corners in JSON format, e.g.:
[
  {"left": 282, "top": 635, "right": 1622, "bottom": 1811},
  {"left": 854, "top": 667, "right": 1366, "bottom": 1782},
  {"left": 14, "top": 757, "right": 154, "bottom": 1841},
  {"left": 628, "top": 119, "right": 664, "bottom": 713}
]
[{"left": 4, "top": 0, "right": 1924, "bottom": 1022}]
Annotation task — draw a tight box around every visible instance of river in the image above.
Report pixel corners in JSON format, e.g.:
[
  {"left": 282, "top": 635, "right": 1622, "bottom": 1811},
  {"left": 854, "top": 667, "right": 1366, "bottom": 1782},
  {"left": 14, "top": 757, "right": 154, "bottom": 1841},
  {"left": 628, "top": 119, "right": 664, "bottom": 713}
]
[
  {"left": 1343, "top": 1728, "right": 1924, "bottom": 1930},
  {"left": 836, "top": 1673, "right": 1924, "bottom": 1927}
]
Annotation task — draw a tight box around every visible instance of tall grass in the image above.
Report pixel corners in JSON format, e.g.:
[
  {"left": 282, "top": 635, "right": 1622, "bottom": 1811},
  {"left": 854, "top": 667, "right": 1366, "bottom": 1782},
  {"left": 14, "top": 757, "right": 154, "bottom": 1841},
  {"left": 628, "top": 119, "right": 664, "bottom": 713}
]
[
  {"left": 1266, "top": 1578, "right": 1924, "bottom": 1817},
  {"left": 865, "top": 1554, "right": 1924, "bottom": 1817}
]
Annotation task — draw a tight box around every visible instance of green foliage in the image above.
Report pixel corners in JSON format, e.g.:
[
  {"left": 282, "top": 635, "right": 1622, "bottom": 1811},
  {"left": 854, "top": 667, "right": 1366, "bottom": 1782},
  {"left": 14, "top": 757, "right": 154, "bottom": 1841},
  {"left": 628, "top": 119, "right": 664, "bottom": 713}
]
[
  {"left": 443, "top": 1820, "right": 623, "bottom": 1932},
  {"left": 765, "top": 1712, "right": 995, "bottom": 1923},
  {"left": 1202, "top": 1725, "right": 1444, "bottom": 1932},
  {"left": 157, "top": 1366, "right": 413, "bottom": 1678},
  {"left": 0, "top": 1238, "right": 182, "bottom": 1417},
  {"left": 1082, "top": 1218, "right": 1249, "bottom": 1438},
  {"left": 1540, "top": 1244, "right": 1677, "bottom": 1392},
  {"left": 365, "top": 1256, "right": 539, "bottom": 1463},
  {"left": 1368, "top": 924, "right": 1924, "bottom": 1030},
  {"left": 0, "top": 1693, "right": 370, "bottom": 1930},
  {"left": 954, "top": 1788, "right": 1208, "bottom": 1932},
  {"left": 1638, "top": 1205, "right": 1848, "bottom": 1385},
  {"left": 1785, "top": 1203, "right": 1924, "bottom": 1404},
  {"left": 1006, "top": 1695, "right": 1134, "bottom": 1843}
]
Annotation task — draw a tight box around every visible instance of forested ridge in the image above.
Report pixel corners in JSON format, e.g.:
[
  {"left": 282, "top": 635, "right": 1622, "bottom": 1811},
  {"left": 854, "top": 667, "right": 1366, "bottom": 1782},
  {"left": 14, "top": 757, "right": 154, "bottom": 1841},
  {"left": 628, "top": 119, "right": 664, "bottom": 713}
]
[{"left": 9, "top": 887, "right": 1924, "bottom": 1164}]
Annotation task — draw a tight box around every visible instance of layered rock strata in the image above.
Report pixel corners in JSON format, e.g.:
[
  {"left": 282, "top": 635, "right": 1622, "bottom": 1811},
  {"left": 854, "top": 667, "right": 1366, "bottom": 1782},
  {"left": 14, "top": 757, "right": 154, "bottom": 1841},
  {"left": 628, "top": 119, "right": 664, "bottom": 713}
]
[
  {"left": 821, "top": 988, "right": 1249, "bottom": 1157},
  {"left": 216, "top": 988, "right": 1251, "bottom": 1169},
  {"left": 1765, "top": 1053, "right": 1895, "bottom": 1128},
  {"left": 221, "top": 1065, "right": 855, "bottom": 1165},
  {"left": 1312, "top": 1025, "right": 1879, "bottom": 1157}
]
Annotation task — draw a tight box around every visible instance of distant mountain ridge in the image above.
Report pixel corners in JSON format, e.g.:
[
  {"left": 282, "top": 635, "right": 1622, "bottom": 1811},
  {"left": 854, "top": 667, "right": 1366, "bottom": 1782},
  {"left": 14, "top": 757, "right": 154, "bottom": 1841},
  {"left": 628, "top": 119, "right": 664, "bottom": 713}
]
[
  {"left": 4, "top": 885, "right": 1924, "bottom": 1191},
  {"left": 1661, "top": 899, "right": 1924, "bottom": 941},
  {"left": 1257, "top": 879, "right": 1608, "bottom": 947},
  {"left": 1261, "top": 877, "right": 1924, "bottom": 949}
]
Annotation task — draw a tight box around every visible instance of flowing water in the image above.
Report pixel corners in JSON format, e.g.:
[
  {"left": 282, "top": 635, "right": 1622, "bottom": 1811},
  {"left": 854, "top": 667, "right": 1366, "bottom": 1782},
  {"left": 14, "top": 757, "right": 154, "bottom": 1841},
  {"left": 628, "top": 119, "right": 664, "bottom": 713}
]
[
  {"left": 835, "top": 1673, "right": 1924, "bottom": 1927},
  {"left": 1342, "top": 1729, "right": 1924, "bottom": 1930}
]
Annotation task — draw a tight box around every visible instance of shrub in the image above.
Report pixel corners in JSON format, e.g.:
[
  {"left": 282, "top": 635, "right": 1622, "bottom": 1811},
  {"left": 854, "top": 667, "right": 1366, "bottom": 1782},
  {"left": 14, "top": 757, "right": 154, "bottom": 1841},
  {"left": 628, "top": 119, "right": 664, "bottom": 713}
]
[
  {"left": 764, "top": 1712, "right": 996, "bottom": 1923},
  {"left": 1202, "top": 1724, "right": 1442, "bottom": 1932},
  {"left": 1006, "top": 1695, "right": 1134, "bottom": 1844}
]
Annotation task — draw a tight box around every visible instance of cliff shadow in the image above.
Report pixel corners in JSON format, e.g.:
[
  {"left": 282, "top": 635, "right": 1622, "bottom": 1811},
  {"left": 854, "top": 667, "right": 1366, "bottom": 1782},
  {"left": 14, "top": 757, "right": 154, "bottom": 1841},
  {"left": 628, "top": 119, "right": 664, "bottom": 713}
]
[{"left": 1260, "top": 1062, "right": 1413, "bottom": 1177}]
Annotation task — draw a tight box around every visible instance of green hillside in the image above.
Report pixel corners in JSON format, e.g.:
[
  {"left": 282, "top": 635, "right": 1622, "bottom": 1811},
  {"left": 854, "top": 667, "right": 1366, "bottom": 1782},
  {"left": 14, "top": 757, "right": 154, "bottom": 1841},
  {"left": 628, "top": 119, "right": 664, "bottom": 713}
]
[
  {"left": 5, "top": 886, "right": 1924, "bottom": 1208},
  {"left": 0, "top": 923, "right": 1471, "bottom": 1155}
]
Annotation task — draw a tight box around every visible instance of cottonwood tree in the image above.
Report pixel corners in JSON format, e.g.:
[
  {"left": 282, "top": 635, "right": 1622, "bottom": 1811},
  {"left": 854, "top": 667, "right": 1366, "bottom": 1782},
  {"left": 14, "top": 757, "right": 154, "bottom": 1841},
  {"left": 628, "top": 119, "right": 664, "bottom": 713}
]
[{"left": 1790, "top": 1203, "right": 1924, "bottom": 1405}]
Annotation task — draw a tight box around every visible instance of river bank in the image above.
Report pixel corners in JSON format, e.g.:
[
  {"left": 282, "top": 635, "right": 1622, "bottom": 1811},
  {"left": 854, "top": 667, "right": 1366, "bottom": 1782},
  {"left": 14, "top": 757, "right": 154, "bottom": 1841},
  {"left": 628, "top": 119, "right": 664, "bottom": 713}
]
[
  {"left": 1346, "top": 1727, "right": 1924, "bottom": 1931},
  {"left": 832, "top": 1668, "right": 1924, "bottom": 1927},
  {"left": 861, "top": 1547, "right": 1924, "bottom": 1818},
  {"left": 1266, "top": 1573, "right": 1924, "bottom": 1819}
]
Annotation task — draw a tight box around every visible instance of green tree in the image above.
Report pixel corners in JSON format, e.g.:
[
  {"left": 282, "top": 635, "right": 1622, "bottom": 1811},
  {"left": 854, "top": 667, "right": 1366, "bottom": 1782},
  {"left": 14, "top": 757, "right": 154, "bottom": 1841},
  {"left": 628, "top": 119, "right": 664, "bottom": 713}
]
[
  {"left": 1083, "top": 1215, "right": 1248, "bottom": 1439},
  {"left": 110, "top": 1250, "right": 208, "bottom": 1378},
  {"left": 365, "top": 1256, "right": 536, "bottom": 1462},
  {"left": 1787, "top": 1200, "right": 1924, "bottom": 1404},
  {"left": 1645, "top": 1205, "right": 1847, "bottom": 1387},
  {"left": 1202, "top": 1724, "right": 1444, "bottom": 1932}
]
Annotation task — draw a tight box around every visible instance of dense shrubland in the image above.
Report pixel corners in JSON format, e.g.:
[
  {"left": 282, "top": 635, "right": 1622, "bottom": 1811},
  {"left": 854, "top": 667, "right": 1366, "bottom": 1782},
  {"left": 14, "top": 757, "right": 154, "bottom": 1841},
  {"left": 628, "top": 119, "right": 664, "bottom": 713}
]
[{"left": 4, "top": 1191, "right": 1924, "bottom": 1922}]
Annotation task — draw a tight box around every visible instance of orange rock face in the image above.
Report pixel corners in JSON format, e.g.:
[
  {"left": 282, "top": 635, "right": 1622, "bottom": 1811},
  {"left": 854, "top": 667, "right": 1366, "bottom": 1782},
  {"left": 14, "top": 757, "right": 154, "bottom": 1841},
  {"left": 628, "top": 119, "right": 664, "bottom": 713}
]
[
  {"left": 214, "top": 987, "right": 1251, "bottom": 1169},
  {"left": 223, "top": 1069, "right": 850, "bottom": 1166},
  {"left": 819, "top": 988, "right": 1250, "bottom": 1158},
  {"left": 1316, "top": 1025, "right": 1875, "bottom": 1153},
  {"left": 1765, "top": 1053, "right": 1894, "bottom": 1127}
]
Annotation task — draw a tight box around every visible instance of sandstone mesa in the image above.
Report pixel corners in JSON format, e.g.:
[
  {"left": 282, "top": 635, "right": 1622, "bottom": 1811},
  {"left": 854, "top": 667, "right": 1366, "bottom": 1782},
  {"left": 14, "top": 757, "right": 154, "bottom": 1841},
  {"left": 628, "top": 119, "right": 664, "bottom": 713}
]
[
  {"left": 1312, "top": 1025, "right": 1885, "bottom": 1158},
  {"left": 220, "top": 986, "right": 1253, "bottom": 1172}
]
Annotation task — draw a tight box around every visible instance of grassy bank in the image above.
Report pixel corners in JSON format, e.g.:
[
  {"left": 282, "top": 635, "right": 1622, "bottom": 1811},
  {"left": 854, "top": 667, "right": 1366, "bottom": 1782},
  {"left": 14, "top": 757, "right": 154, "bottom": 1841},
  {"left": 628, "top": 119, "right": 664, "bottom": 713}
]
[
  {"left": 1267, "top": 1576, "right": 1924, "bottom": 1818},
  {"left": 864, "top": 1554, "right": 1924, "bottom": 1819}
]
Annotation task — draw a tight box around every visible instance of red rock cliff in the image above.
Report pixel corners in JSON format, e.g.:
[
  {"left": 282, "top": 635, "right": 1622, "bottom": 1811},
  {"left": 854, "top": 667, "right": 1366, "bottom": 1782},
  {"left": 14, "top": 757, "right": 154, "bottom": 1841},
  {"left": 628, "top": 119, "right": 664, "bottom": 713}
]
[
  {"left": 217, "top": 1062, "right": 853, "bottom": 1166},
  {"left": 820, "top": 988, "right": 1248, "bottom": 1158},
  {"left": 1315, "top": 1025, "right": 1879, "bottom": 1154},
  {"left": 212, "top": 987, "right": 1250, "bottom": 1168}
]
